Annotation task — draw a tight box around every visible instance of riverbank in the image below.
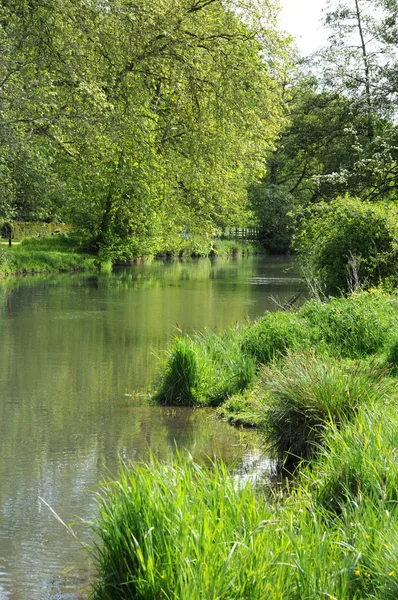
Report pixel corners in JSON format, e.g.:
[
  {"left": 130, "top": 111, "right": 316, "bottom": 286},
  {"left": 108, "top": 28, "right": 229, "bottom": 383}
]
[
  {"left": 0, "top": 236, "right": 264, "bottom": 277},
  {"left": 89, "top": 289, "right": 398, "bottom": 598},
  {"left": 0, "top": 236, "right": 97, "bottom": 276}
]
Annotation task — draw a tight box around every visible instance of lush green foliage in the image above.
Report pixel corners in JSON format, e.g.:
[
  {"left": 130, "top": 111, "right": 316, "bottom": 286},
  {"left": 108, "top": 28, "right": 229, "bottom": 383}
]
[
  {"left": 294, "top": 196, "right": 398, "bottom": 294},
  {"left": 1, "top": 0, "right": 289, "bottom": 260},
  {"left": 261, "top": 351, "right": 390, "bottom": 465},
  {"left": 92, "top": 444, "right": 398, "bottom": 600},
  {"left": 241, "top": 311, "right": 310, "bottom": 363},
  {"left": 300, "top": 291, "right": 398, "bottom": 357},
  {"left": 154, "top": 330, "right": 255, "bottom": 407},
  {"left": 248, "top": 183, "right": 295, "bottom": 253}
]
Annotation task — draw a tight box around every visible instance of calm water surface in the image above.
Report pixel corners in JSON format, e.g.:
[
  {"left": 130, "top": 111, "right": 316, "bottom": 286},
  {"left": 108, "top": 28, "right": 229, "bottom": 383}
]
[{"left": 0, "top": 255, "right": 301, "bottom": 600}]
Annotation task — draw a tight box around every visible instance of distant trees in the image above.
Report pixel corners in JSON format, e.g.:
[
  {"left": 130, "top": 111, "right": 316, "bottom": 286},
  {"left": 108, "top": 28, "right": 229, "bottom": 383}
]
[{"left": 249, "top": 0, "right": 398, "bottom": 250}]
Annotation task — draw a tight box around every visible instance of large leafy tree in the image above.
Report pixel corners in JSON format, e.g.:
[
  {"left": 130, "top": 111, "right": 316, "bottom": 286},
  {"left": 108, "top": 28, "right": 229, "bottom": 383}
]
[{"left": 0, "top": 0, "right": 289, "bottom": 258}]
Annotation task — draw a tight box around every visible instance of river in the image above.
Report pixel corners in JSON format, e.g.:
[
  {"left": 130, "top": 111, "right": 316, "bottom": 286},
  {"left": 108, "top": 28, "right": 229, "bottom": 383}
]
[{"left": 0, "top": 255, "right": 301, "bottom": 600}]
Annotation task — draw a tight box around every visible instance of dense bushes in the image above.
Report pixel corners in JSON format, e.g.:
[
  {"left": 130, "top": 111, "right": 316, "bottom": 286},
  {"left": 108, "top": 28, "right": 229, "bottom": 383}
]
[{"left": 294, "top": 196, "right": 398, "bottom": 294}]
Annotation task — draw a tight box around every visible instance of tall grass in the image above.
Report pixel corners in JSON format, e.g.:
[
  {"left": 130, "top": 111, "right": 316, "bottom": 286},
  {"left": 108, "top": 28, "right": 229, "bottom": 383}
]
[
  {"left": 241, "top": 311, "right": 311, "bottom": 364},
  {"left": 260, "top": 351, "right": 391, "bottom": 467},
  {"left": 154, "top": 330, "right": 255, "bottom": 406},
  {"left": 300, "top": 291, "right": 398, "bottom": 358},
  {"left": 91, "top": 452, "right": 398, "bottom": 600},
  {"left": 307, "top": 401, "right": 398, "bottom": 515}
]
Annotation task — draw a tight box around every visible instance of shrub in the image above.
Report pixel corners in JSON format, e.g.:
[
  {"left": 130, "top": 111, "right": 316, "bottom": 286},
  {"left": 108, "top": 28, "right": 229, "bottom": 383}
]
[
  {"left": 260, "top": 351, "right": 389, "bottom": 466},
  {"left": 241, "top": 311, "right": 311, "bottom": 364},
  {"left": 300, "top": 291, "right": 398, "bottom": 358},
  {"left": 294, "top": 196, "right": 398, "bottom": 295},
  {"left": 248, "top": 183, "right": 295, "bottom": 253}
]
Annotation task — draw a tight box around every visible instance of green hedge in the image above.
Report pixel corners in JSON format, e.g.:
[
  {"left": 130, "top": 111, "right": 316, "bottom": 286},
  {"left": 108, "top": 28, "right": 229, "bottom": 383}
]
[{"left": 0, "top": 221, "right": 71, "bottom": 241}]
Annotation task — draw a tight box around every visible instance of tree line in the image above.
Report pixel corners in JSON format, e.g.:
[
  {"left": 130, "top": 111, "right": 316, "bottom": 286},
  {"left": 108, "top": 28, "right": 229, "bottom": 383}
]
[{"left": 0, "top": 0, "right": 397, "bottom": 260}]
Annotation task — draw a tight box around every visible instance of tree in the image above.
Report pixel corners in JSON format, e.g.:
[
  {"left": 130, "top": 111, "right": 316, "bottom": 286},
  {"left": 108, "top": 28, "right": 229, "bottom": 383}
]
[{"left": 0, "top": 0, "right": 290, "bottom": 258}]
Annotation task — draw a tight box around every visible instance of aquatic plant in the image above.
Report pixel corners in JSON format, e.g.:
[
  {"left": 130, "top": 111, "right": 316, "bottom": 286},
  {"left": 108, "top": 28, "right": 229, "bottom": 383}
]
[{"left": 154, "top": 329, "right": 255, "bottom": 407}]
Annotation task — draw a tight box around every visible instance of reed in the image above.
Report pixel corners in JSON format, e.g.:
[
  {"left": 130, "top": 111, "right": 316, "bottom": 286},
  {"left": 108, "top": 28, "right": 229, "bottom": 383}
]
[{"left": 154, "top": 329, "right": 255, "bottom": 407}]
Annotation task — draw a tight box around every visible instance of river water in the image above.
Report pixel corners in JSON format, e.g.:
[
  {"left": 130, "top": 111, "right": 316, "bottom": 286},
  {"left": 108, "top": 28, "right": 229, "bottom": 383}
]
[{"left": 0, "top": 255, "right": 301, "bottom": 600}]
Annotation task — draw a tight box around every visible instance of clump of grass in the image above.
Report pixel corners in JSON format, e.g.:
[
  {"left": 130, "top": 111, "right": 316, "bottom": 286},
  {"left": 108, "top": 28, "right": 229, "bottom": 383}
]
[
  {"left": 307, "top": 401, "right": 398, "bottom": 516},
  {"left": 153, "top": 337, "right": 200, "bottom": 405},
  {"left": 215, "top": 384, "right": 269, "bottom": 427},
  {"left": 91, "top": 455, "right": 272, "bottom": 600},
  {"left": 154, "top": 329, "right": 255, "bottom": 407},
  {"left": 300, "top": 291, "right": 398, "bottom": 358},
  {"left": 260, "top": 351, "right": 390, "bottom": 467},
  {"left": 241, "top": 311, "right": 311, "bottom": 364}
]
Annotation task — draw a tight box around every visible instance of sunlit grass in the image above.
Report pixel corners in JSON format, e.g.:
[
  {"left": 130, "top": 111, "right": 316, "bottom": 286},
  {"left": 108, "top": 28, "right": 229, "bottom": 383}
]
[
  {"left": 154, "top": 329, "right": 255, "bottom": 406},
  {"left": 91, "top": 448, "right": 398, "bottom": 600},
  {"left": 0, "top": 235, "right": 96, "bottom": 275}
]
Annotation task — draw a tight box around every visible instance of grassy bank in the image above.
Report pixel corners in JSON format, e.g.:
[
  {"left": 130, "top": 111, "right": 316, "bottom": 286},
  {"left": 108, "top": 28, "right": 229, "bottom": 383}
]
[
  {"left": 0, "top": 235, "right": 97, "bottom": 276},
  {"left": 153, "top": 288, "right": 398, "bottom": 465},
  {"left": 92, "top": 430, "right": 398, "bottom": 599},
  {"left": 0, "top": 235, "right": 263, "bottom": 276},
  {"left": 91, "top": 289, "right": 398, "bottom": 599}
]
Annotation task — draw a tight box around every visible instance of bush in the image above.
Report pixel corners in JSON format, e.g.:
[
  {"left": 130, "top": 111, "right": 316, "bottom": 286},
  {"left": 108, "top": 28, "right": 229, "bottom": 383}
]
[
  {"left": 300, "top": 291, "right": 398, "bottom": 358},
  {"left": 294, "top": 196, "right": 398, "bottom": 295},
  {"left": 241, "top": 311, "right": 311, "bottom": 364},
  {"left": 248, "top": 183, "right": 295, "bottom": 253},
  {"left": 260, "top": 351, "right": 389, "bottom": 466}
]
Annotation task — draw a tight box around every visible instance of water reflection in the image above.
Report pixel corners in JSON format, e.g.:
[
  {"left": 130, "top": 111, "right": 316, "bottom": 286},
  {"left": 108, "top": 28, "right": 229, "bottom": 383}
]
[{"left": 0, "top": 256, "right": 301, "bottom": 599}]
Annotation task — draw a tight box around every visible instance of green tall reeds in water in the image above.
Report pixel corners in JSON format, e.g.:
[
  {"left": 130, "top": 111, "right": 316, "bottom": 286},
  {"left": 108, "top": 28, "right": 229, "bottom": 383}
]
[
  {"left": 260, "top": 351, "right": 391, "bottom": 467},
  {"left": 91, "top": 455, "right": 273, "bottom": 600},
  {"left": 154, "top": 329, "right": 255, "bottom": 407}
]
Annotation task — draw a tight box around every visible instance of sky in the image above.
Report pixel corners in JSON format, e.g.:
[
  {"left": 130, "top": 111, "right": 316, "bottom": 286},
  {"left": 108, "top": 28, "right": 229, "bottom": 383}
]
[{"left": 279, "top": 0, "right": 328, "bottom": 55}]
